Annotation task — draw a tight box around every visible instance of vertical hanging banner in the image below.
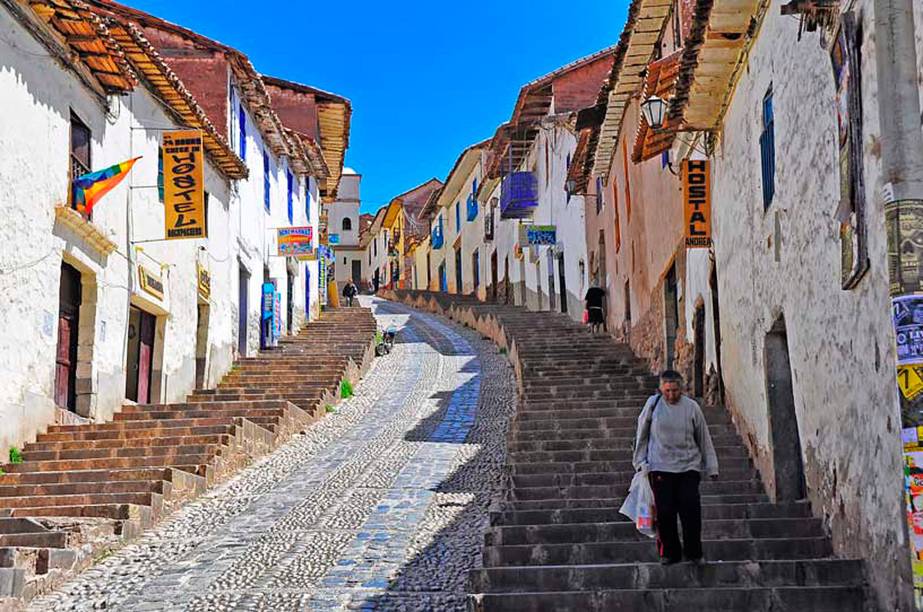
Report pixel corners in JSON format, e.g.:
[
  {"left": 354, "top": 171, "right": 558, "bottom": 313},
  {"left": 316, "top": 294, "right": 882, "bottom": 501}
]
[
  {"left": 162, "top": 130, "right": 206, "bottom": 240},
  {"left": 682, "top": 159, "right": 711, "bottom": 248}
]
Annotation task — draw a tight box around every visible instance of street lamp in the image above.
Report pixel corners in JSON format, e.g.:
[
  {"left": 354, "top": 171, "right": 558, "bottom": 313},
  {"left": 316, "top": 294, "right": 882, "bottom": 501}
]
[{"left": 640, "top": 95, "right": 667, "bottom": 130}]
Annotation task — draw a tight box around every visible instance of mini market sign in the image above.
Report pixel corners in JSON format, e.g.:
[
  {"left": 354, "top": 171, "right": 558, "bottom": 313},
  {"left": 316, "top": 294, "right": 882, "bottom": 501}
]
[{"left": 277, "top": 226, "right": 314, "bottom": 259}]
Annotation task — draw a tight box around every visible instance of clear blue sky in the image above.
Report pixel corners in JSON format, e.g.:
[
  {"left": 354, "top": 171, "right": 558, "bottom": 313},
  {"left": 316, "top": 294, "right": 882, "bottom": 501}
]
[{"left": 127, "top": 0, "right": 628, "bottom": 213}]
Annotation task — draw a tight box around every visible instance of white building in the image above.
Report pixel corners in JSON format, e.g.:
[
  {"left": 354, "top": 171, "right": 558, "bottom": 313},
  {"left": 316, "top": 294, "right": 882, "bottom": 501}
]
[
  {"left": 327, "top": 168, "right": 363, "bottom": 288},
  {"left": 0, "top": 1, "right": 344, "bottom": 452}
]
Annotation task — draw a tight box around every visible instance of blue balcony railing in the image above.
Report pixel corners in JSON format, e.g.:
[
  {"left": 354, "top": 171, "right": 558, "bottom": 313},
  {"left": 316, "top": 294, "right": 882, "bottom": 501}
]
[
  {"left": 466, "top": 193, "right": 478, "bottom": 222},
  {"left": 499, "top": 172, "right": 538, "bottom": 219},
  {"left": 431, "top": 218, "right": 444, "bottom": 249}
]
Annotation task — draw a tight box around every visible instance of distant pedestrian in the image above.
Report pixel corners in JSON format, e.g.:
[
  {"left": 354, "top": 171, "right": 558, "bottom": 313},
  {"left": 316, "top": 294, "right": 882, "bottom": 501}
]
[
  {"left": 584, "top": 284, "right": 606, "bottom": 333},
  {"left": 633, "top": 370, "right": 719, "bottom": 565},
  {"left": 342, "top": 280, "right": 358, "bottom": 307}
]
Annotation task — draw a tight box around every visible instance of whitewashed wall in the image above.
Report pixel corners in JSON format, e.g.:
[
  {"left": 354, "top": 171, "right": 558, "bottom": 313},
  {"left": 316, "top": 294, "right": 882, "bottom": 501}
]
[{"left": 710, "top": 5, "right": 905, "bottom": 607}]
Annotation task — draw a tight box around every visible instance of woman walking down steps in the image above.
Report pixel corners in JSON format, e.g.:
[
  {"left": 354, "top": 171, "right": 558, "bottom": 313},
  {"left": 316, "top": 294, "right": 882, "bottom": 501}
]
[{"left": 633, "top": 369, "right": 719, "bottom": 565}]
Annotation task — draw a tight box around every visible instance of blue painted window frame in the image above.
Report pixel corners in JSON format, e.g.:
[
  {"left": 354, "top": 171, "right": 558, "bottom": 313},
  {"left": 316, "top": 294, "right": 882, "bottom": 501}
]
[
  {"left": 286, "top": 171, "right": 294, "bottom": 223},
  {"left": 238, "top": 104, "right": 247, "bottom": 161},
  {"left": 263, "top": 151, "right": 271, "bottom": 212},
  {"left": 760, "top": 88, "right": 775, "bottom": 209}
]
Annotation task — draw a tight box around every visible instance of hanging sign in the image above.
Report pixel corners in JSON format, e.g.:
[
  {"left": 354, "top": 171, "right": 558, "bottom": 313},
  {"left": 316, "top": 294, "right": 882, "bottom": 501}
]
[
  {"left": 277, "top": 226, "right": 314, "bottom": 258},
  {"left": 682, "top": 159, "right": 711, "bottom": 248},
  {"left": 273, "top": 291, "right": 282, "bottom": 339},
  {"left": 138, "top": 265, "right": 164, "bottom": 300},
  {"left": 518, "top": 225, "right": 557, "bottom": 246},
  {"left": 162, "top": 130, "right": 206, "bottom": 240},
  {"left": 261, "top": 282, "right": 274, "bottom": 321},
  {"left": 328, "top": 233, "right": 341, "bottom": 245},
  {"left": 196, "top": 262, "right": 210, "bottom": 301}
]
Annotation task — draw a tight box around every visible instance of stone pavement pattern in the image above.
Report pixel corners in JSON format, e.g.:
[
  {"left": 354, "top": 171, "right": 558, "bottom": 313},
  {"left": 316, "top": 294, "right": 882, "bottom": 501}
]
[{"left": 28, "top": 297, "right": 515, "bottom": 611}]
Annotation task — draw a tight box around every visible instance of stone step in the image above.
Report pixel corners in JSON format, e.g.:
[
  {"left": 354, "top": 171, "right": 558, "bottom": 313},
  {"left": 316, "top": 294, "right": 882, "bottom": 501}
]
[
  {"left": 485, "top": 518, "right": 825, "bottom": 546},
  {"left": 5, "top": 453, "right": 213, "bottom": 473},
  {"left": 28, "top": 434, "right": 230, "bottom": 452},
  {"left": 46, "top": 418, "right": 247, "bottom": 434},
  {"left": 0, "top": 480, "right": 162, "bottom": 498},
  {"left": 0, "top": 532, "right": 68, "bottom": 549},
  {"left": 509, "top": 470, "right": 758, "bottom": 489},
  {"left": 509, "top": 480, "right": 763, "bottom": 502},
  {"left": 508, "top": 437, "right": 746, "bottom": 454},
  {"left": 510, "top": 447, "right": 748, "bottom": 464},
  {"left": 509, "top": 429, "right": 741, "bottom": 446},
  {"left": 469, "top": 558, "right": 863, "bottom": 593},
  {"left": 482, "top": 537, "right": 834, "bottom": 566},
  {"left": 21, "top": 443, "right": 221, "bottom": 462},
  {"left": 1, "top": 503, "right": 153, "bottom": 522},
  {"left": 0, "top": 468, "right": 174, "bottom": 486},
  {"left": 507, "top": 462, "right": 754, "bottom": 479},
  {"left": 490, "top": 501, "right": 813, "bottom": 526},
  {"left": 504, "top": 494, "right": 771, "bottom": 512},
  {"left": 513, "top": 414, "right": 733, "bottom": 431},
  {"left": 113, "top": 408, "right": 285, "bottom": 422},
  {"left": 37, "top": 425, "right": 234, "bottom": 442},
  {"left": 467, "top": 586, "right": 865, "bottom": 611},
  {"left": 0, "top": 491, "right": 157, "bottom": 510}
]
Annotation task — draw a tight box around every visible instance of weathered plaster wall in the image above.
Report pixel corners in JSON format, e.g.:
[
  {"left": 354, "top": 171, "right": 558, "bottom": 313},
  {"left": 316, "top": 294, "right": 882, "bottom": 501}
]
[{"left": 711, "top": 7, "right": 908, "bottom": 608}]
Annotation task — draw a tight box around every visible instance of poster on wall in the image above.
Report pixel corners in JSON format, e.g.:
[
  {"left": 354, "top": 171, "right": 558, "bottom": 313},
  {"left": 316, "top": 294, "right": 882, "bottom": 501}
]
[
  {"left": 273, "top": 291, "right": 282, "bottom": 340},
  {"left": 162, "top": 130, "right": 207, "bottom": 240},
  {"left": 893, "top": 295, "right": 923, "bottom": 366},
  {"left": 887, "top": 201, "right": 923, "bottom": 296},
  {"left": 904, "top": 427, "right": 923, "bottom": 608},
  {"left": 681, "top": 159, "right": 711, "bottom": 248}
]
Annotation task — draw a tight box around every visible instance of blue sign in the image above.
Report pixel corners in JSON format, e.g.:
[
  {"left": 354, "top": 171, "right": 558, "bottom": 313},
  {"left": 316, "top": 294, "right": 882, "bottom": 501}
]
[
  {"left": 328, "top": 233, "right": 341, "bottom": 245},
  {"left": 261, "top": 282, "right": 274, "bottom": 321},
  {"left": 522, "top": 225, "right": 557, "bottom": 246},
  {"left": 500, "top": 172, "right": 538, "bottom": 219}
]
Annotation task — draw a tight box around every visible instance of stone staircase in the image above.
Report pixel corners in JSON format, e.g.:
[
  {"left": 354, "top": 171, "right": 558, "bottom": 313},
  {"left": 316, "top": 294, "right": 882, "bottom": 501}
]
[
  {"left": 384, "top": 291, "right": 872, "bottom": 612},
  {"left": 0, "top": 307, "right": 376, "bottom": 605}
]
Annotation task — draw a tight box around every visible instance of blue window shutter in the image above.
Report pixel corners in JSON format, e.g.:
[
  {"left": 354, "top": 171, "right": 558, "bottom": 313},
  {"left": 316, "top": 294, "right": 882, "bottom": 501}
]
[
  {"left": 455, "top": 203, "right": 460, "bottom": 232},
  {"left": 238, "top": 104, "right": 247, "bottom": 161},
  {"left": 263, "top": 151, "right": 271, "bottom": 211},
  {"left": 286, "top": 171, "right": 293, "bottom": 223},
  {"left": 760, "top": 89, "right": 775, "bottom": 209},
  {"left": 305, "top": 178, "right": 311, "bottom": 221}
]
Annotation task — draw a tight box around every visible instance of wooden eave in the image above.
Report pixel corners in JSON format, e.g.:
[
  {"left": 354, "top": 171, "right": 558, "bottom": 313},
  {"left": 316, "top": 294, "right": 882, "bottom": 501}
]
[
  {"left": 590, "top": 0, "right": 674, "bottom": 180},
  {"left": 316, "top": 100, "right": 351, "bottom": 203},
  {"left": 382, "top": 198, "right": 403, "bottom": 229},
  {"left": 631, "top": 50, "right": 682, "bottom": 163},
  {"left": 668, "top": 0, "right": 766, "bottom": 131},
  {"left": 566, "top": 127, "right": 593, "bottom": 195},
  {"left": 21, "top": 0, "right": 135, "bottom": 93},
  {"left": 104, "top": 20, "right": 247, "bottom": 179}
]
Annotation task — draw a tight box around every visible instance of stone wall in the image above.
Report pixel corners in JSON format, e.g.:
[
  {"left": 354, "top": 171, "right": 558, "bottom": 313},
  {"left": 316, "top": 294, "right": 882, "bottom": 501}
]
[{"left": 709, "top": 6, "right": 910, "bottom": 608}]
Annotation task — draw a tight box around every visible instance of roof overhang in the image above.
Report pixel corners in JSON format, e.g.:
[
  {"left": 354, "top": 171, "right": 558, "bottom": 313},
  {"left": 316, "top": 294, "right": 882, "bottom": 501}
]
[
  {"left": 668, "top": 0, "right": 767, "bottom": 131},
  {"left": 590, "top": 0, "right": 675, "bottom": 180}
]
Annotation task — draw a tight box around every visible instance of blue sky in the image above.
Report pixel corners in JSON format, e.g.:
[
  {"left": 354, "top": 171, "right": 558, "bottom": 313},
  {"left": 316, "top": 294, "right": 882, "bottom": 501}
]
[{"left": 127, "top": 1, "right": 627, "bottom": 213}]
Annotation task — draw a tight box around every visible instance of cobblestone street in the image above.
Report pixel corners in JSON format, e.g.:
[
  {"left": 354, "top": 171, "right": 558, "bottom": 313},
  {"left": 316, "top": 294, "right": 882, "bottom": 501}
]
[{"left": 28, "top": 298, "right": 515, "bottom": 612}]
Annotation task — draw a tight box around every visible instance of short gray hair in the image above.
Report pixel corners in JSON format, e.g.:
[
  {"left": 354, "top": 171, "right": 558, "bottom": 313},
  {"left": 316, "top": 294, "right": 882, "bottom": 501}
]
[{"left": 659, "top": 370, "right": 683, "bottom": 384}]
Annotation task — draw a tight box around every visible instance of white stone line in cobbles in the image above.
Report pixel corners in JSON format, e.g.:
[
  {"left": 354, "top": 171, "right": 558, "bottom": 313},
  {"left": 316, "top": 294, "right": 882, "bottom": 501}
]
[{"left": 27, "top": 298, "right": 517, "bottom": 612}]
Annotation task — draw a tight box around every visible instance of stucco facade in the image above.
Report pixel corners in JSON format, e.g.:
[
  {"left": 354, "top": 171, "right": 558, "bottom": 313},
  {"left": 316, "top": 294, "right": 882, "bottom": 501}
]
[
  {"left": 0, "top": 5, "right": 325, "bottom": 456},
  {"left": 707, "top": 5, "right": 910, "bottom": 607}
]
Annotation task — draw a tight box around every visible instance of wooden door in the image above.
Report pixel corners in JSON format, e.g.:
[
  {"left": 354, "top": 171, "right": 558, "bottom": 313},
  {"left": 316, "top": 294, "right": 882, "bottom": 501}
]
[
  {"left": 490, "top": 252, "right": 498, "bottom": 302},
  {"left": 136, "top": 310, "right": 155, "bottom": 404},
  {"left": 55, "top": 264, "right": 81, "bottom": 410}
]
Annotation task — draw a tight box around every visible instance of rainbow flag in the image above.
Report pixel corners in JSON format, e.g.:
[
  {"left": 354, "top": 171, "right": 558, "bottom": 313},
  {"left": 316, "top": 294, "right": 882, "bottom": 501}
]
[{"left": 73, "top": 157, "right": 141, "bottom": 216}]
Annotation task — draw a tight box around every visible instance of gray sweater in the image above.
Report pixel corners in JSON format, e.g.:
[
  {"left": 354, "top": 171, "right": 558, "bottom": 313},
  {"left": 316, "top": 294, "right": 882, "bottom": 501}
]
[{"left": 632, "top": 394, "right": 719, "bottom": 476}]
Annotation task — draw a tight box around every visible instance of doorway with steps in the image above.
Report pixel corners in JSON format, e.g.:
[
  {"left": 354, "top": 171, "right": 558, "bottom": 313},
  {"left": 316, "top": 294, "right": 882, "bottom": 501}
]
[{"left": 54, "top": 262, "right": 82, "bottom": 411}]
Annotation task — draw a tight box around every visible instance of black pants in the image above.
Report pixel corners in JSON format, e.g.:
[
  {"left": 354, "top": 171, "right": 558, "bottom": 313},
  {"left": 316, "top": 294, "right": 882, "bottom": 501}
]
[{"left": 650, "top": 470, "right": 702, "bottom": 561}]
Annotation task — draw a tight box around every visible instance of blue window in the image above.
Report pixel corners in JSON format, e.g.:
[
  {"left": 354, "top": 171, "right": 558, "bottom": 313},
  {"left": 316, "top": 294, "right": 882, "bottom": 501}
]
[
  {"left": 238, "top": 104, "right": 247, "bottom": 161},
  {"left": 455, "top": 202, "right": 461, "bottom": 232},
  {"left": 759, "top": 88, "right": 775, "bottom": 209},
  {"left": 466, "top": 194, "right": 478, "bottom": 222},
  {"left": 286, "top": 171, "right": 294, "bottom": 223},
  {"left": 263, "top": 151, "right": 271, "bottom": 211},
  {"left": 304, "top": 178, "right": 311, "bottom": 221}
]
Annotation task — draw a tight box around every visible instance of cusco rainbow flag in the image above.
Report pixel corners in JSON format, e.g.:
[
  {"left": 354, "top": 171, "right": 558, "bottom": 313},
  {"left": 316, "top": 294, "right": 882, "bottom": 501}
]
[{"left": 73, "top": 156, "right": 141, "bottom": 216}]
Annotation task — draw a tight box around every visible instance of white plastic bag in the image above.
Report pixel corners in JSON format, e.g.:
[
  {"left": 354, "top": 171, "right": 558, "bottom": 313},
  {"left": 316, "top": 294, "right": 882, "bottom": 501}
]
[{"left": 619, "top": 471, "right": 656, "bottom": 538}]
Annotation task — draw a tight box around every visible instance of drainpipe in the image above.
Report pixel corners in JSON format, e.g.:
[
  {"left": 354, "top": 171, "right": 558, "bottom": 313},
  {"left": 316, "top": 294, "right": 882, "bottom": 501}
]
[
  {"left": 875, "top": 0, "right": 923, "bottom": 198},
  {"left": 874, "top": 0, "right": 923, "bottom": 609}
]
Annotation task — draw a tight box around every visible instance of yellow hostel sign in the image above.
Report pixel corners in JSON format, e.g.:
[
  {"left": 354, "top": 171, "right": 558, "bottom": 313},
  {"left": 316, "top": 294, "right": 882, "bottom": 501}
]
[{"left": 162, "top": 130, "right": 206, "bottom": 240}]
